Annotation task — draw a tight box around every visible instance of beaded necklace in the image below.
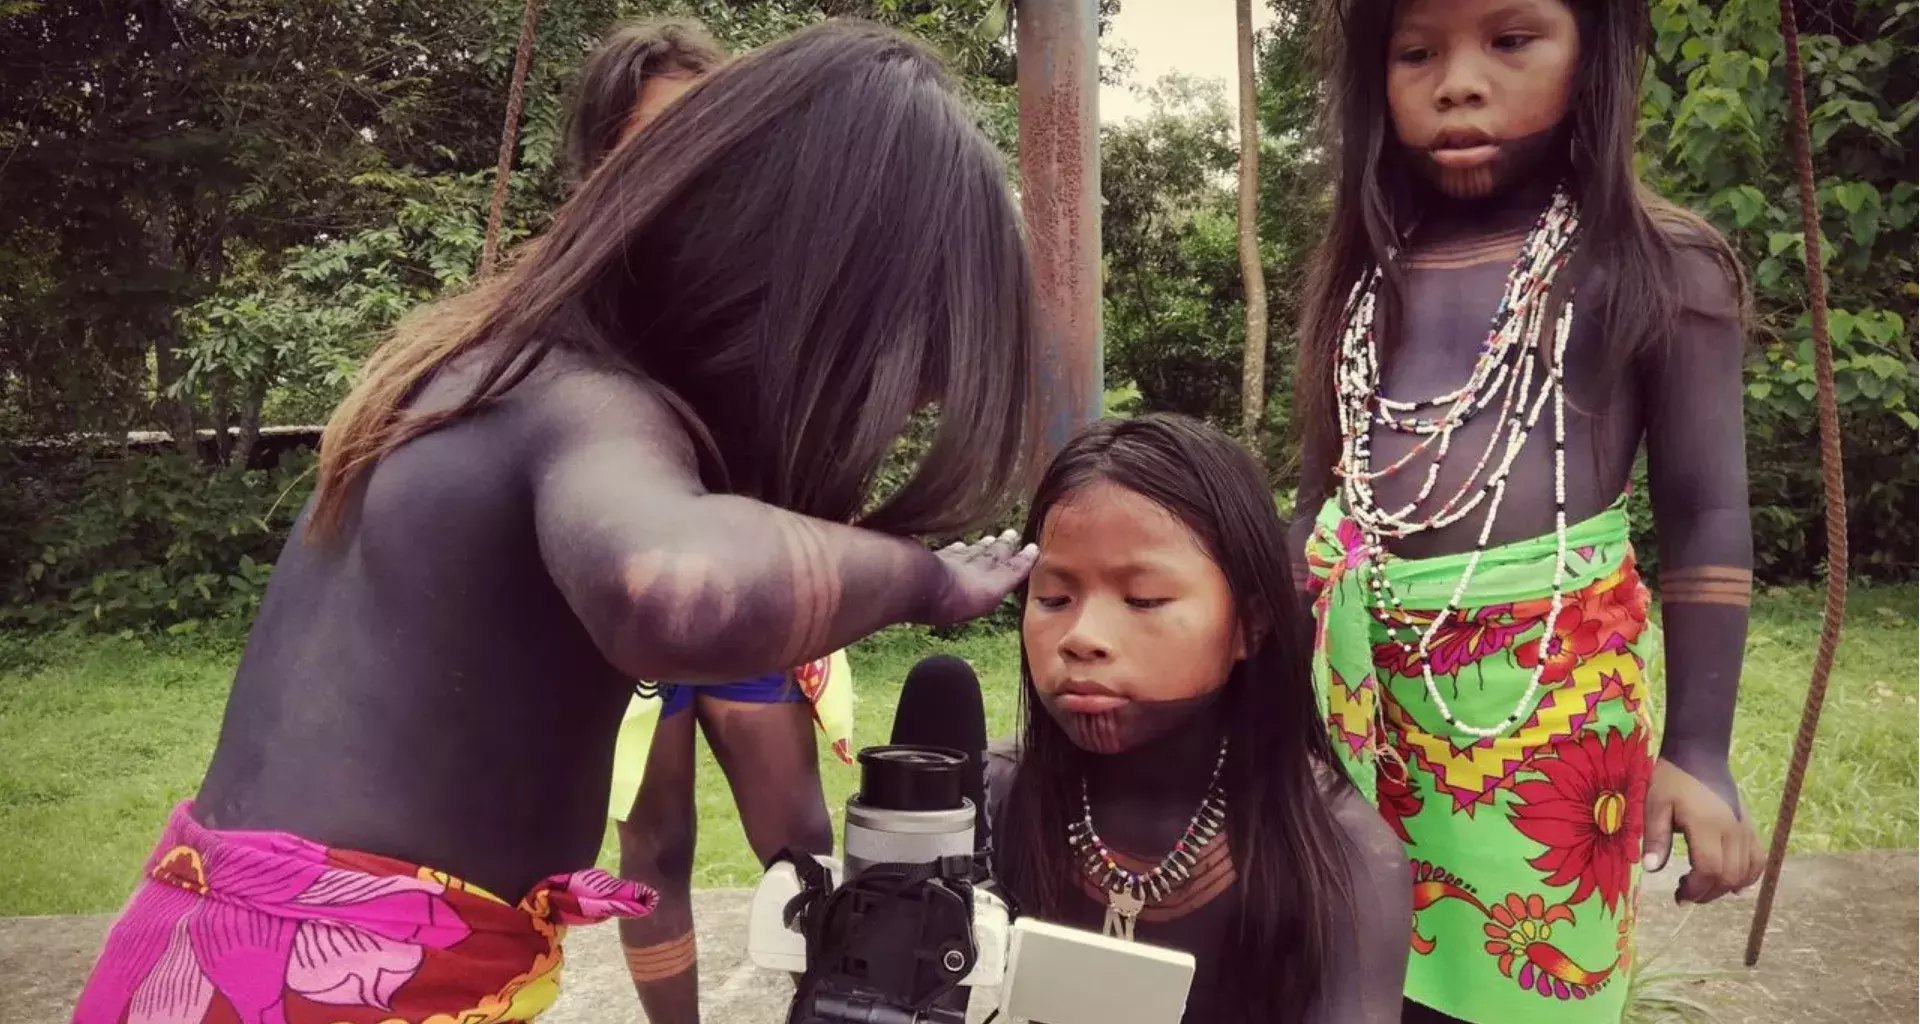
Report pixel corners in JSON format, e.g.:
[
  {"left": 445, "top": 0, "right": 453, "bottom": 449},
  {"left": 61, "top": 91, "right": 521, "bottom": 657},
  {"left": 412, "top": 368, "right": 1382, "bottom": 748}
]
[
  {"left": 1333, "top": 188, "right": 1581, "bottom": 740},
  {"left": 1067, "top": 738, "right": 1228, "bottom": 941}
]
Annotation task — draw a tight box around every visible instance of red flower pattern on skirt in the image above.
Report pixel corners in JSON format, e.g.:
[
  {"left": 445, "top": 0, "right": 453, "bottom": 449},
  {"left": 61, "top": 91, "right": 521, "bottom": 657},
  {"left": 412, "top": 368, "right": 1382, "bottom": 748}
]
[
  {"left": 1511, "top": 605, "right": 1607, "bottom": 686},
  {"left": 1372, "top": 603, "right": 1541, "bottom": 679},
  {"left": 1507, "top": 727, "right": 1652, "bottom": 913},
  {"left": 1376, "top": 760, "right": 1423, "bottom": 845}
]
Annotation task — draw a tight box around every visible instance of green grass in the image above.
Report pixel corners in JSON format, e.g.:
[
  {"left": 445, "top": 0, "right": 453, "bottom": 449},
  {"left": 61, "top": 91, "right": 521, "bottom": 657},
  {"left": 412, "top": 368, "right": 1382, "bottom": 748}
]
[
  {"left": 1621, "top": 956, "right": 1731, "bottom": 1024},
  {"left": 0, "top": 631, "right": 242, "bottom": 916},
  {"left": 1, "top": 586, "right": 1914, "bottom": 916},
  {"left": 1714, "top": 585, "right": 1919, "bottom": 851}
]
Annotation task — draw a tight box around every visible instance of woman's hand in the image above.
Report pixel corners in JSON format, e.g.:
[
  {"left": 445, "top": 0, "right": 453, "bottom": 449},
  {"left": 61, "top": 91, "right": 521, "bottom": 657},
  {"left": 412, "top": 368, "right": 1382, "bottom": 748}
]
[
  {"left": 926, "top": 530, "right": 1038, "bottom": 626},
  {"left": 1641, "top": 757, "right": 1765, "bottom": 904}
]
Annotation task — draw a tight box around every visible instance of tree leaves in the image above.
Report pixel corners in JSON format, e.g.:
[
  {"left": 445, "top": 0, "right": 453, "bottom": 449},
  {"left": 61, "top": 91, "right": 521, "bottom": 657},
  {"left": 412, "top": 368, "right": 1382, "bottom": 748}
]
[
  {"left": 1593, "top": 0, "right": 1912, "bottom": 576},
  {"left": 1712, "top": 185, "right": 1771, "bottom": 228},
  {"left": 1828, "top": 180, "right": 1884, "bottom": 246},
  {"left": 0, "top": 0, "right": 1036, "bottom": 445}
]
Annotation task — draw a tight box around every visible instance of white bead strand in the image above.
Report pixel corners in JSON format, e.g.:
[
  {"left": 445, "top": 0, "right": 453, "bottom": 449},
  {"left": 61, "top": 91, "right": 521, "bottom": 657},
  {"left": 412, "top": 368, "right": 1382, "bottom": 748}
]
[{"left": 1331, "top": 188, "right": 1584, "bottom": 740}]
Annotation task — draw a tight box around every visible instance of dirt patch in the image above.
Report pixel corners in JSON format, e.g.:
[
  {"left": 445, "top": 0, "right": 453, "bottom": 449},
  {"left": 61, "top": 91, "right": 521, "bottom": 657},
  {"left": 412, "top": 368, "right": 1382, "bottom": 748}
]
[{"left": 1632, "top": 849, "right": 1917, "bottom": 1023}]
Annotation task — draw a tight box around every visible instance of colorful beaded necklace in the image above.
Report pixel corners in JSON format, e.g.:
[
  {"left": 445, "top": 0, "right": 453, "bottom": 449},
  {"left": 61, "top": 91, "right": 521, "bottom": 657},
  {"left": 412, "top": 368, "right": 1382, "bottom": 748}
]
[
  {"left": 1067, "top": 737, "right": 1228, "bottom": 941},
  {"left": 1334, "top": 187, "right": 1582, "bottom": 740}
]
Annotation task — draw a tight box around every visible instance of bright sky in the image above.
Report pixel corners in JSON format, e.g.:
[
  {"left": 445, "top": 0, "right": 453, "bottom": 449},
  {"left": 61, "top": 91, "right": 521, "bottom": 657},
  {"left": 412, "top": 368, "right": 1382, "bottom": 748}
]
[{"left": 1099, "top": 0, "right": 1276, "bottom": 125}]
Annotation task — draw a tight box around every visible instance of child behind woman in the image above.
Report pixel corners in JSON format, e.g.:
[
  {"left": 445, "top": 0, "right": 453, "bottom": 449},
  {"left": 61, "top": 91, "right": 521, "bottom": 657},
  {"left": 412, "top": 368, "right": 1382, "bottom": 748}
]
[
  {"left": 562, "top": 17, "right": 726, "bottom": 188},
  {"left": 557, "top": 21, "right": 857, "bottom": 1022},
  {"left": 985, "top": 414, "right": 1410, "bottom": 1024}
]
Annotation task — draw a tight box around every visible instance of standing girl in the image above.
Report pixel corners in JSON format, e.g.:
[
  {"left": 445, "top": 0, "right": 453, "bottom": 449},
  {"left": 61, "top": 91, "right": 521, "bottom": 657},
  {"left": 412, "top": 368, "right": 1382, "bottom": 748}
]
[
  {"left": 990, "top": 414, "right": 1411, "bottom": 1024},
  {"left": 1293, "top": 2, "right": 1766, "bottom": 1021}
]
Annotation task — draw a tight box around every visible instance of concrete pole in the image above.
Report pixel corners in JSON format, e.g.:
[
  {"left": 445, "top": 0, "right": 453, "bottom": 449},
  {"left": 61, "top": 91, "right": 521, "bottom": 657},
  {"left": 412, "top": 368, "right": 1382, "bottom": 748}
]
[{"left": 1017, "top": 0, "right": 1103, "bottom": 458}]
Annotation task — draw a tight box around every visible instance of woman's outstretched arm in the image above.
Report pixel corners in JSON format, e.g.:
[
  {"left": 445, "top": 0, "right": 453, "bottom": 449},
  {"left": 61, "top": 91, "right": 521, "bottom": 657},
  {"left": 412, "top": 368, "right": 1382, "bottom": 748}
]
[{"left": 530, "top": 369, "right": 1032, "bottom": 683}]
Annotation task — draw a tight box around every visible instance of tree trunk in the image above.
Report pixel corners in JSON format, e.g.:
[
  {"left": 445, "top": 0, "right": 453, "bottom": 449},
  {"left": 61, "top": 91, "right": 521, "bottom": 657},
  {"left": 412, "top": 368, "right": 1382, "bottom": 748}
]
[
  {"left": 209, "top": 378, "right": 235, "bottom": 466},
  {"left": 233, "top": 373, "right": 269, "bottom": 470},
  {"left": 1234, "top": 0, "right": 1269, "bottom": 466},
  {"left": 144, "top": 210, "right": 197, "bottom": 451},
  {"left": 480, "top": 0, "right": 542, "bottom": 276},
  {"left": 151, "top": 317, "right": 196, "bottom": 449}
]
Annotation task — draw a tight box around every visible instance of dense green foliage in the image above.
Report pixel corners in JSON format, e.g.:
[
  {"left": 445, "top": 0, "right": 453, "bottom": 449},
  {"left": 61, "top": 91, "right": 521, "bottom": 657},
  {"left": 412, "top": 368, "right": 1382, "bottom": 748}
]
[
  {"left": 2, "top": 0, "right": 559, "bottom": 445},
  {"left": 0, "top": 0, "right": 1042, "bottom": 630},
  {"left": 1101, "top": 0, "right": 1324, "bottom": 474},
  {"left": 1, "top": 0, "right": 1912, "bottom": 632},
  {"left": 1640, "top": 0, "right": 1917, "bottom": 579},
  {"left": 2, "top": 453, "right": 314, "bottom": 631}
]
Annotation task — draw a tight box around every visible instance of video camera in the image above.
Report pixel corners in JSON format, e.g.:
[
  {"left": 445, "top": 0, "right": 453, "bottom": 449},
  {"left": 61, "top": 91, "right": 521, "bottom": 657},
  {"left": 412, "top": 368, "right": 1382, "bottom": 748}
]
[{"left": 746, "top": 740, "right": 1196, "bottom": 1024}]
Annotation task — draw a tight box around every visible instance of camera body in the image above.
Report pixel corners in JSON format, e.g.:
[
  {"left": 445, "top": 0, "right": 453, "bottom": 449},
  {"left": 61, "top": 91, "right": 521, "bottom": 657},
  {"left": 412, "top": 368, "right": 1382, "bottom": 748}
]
[
  {"left": 748, "top": 745, "right": 1196, "bottom": 1024},
  {"left": 748, "top": 853, "right": 1005, "bottom": 1023},
  {"left": 766, "top": 745, "right": 986, "bottom": 1024}
]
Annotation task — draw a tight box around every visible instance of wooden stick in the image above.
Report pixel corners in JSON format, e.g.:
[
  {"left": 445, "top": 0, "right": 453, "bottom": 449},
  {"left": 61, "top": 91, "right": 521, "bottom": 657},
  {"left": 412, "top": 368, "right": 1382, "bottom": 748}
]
[
  {"left": 1744, "top": 0, "right": 1850, "bottom": 967},
  {"left": 480, "top": 0, "right": 543, "bottom": 276}
]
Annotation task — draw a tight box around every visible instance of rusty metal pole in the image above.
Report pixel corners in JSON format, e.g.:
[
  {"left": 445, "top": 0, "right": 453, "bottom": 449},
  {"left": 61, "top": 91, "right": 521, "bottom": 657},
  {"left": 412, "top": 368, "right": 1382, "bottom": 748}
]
[{"left": 1017, "top": 0, "right": 1103, "bottom": 459}]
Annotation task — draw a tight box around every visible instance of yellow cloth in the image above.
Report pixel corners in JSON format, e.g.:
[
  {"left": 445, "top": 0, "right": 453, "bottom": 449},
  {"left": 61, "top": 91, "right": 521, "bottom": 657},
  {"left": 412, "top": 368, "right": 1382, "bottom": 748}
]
[{"left": 606, "top": 649, "right": 857, "bottom": 821}]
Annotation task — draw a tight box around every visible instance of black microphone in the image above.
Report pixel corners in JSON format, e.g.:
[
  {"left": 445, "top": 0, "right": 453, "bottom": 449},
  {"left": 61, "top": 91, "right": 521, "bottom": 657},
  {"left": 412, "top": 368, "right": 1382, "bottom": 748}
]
[{"left": 889, "top": 655, "right": 990, "bottom": 865}]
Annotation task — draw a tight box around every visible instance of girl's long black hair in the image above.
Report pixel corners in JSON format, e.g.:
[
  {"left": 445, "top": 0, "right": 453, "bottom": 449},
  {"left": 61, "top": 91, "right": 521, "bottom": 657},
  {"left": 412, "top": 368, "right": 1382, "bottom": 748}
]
[{"left": 995, "top": 414, "right": 1355, "bottom": 1023}]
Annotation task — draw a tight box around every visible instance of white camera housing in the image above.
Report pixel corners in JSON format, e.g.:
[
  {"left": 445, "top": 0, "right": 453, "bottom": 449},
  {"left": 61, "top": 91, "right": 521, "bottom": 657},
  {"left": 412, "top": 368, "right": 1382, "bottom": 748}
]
[{"left": 747, "top": 856, "right": 1195, "bottom": 1024}]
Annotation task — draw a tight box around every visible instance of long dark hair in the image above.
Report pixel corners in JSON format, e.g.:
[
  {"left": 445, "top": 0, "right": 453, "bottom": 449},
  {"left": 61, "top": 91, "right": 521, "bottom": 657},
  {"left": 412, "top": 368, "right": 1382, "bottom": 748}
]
[
  {"left": 995, "top": 414, "right": 1355, "bottom": 1023},
  {"left": 1295, "top": 0, "right": 1744, "bottom": 496},
  {"left": 314, "top": 21, "right": 1038, "bottom": 539},
  {"left": 562, "top": 17, "right": 727, "bottom": 187}
]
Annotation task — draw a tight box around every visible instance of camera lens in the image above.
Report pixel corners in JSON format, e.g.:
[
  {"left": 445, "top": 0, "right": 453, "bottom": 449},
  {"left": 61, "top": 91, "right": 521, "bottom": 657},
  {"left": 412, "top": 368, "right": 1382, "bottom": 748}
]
[
  {"left": 857, "top": 745, "right": 965, "bottom": 812},
  {"left": 875, "top": 749, "right": 949, "bottom": 766}
]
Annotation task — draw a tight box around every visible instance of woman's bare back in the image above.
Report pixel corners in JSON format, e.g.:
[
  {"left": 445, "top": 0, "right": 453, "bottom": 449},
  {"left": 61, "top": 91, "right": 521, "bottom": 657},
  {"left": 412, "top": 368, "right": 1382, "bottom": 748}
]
[{"left": 196, "top": 354, "right": 660, "bottom": 899}]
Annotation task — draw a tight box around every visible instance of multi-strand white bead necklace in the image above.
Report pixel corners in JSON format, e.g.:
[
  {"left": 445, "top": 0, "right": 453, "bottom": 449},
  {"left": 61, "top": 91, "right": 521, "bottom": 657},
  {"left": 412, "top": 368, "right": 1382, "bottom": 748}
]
[{"left": 1334, "top": 188, "right": 1581, "bottom": 739}]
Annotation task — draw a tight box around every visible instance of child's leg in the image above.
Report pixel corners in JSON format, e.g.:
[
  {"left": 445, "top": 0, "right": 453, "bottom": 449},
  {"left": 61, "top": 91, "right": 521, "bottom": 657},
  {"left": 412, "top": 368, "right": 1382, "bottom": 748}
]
[
  {"left": 618, "top": 694, "right": 702, "bottom": 1024},
  {"left": 697, "top": 694, "right": 835, "bottom": 863}
]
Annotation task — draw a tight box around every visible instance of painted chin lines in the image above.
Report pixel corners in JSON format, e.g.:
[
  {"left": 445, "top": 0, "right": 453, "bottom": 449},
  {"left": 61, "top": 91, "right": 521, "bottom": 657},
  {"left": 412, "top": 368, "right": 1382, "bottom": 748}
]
[
  {"left": 1430, "top": 160, "right": 1501, "bottom": 199},
  {"left": 1045, "top": 693, "right": 1219, "bottom": 755},
  {"left": 1418, "top": 139, "right": 1512, "bottom": 199},
  {"left": 1061, "top": 710, "right": 1130, "bottom": 754},
  {"left": 1418, "top": 125, "right": 1567, "bottom": 200}
]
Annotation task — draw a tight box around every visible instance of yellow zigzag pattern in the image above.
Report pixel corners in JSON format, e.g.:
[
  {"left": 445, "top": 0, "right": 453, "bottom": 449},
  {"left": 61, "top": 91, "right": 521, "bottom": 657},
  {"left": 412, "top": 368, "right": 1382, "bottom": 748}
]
[{"left": 1388, "top": 649, "right": 1648, "bottom": 811}]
